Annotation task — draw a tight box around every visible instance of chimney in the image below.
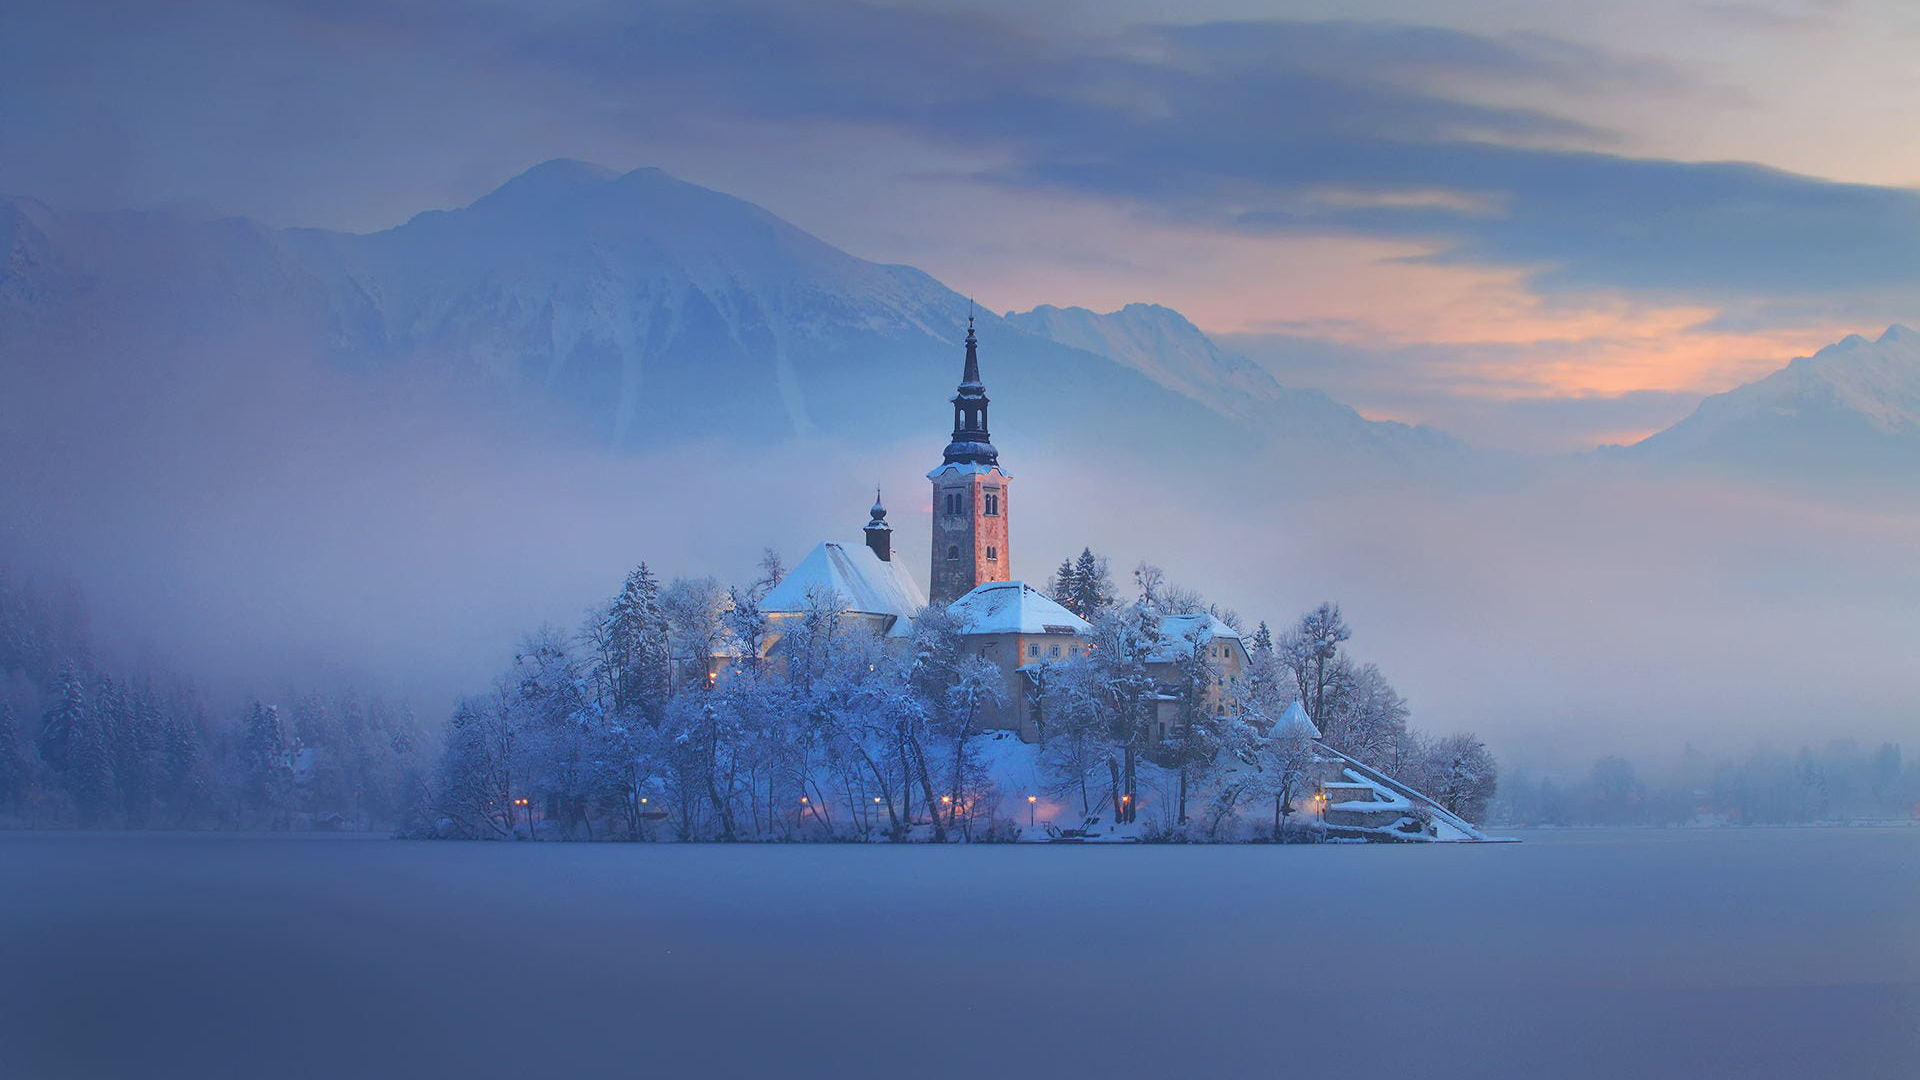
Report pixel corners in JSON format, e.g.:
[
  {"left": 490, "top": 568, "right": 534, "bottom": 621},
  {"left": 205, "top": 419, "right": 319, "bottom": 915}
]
[{"left": 864, "top": 489, "right": 892, "bottom": 562}]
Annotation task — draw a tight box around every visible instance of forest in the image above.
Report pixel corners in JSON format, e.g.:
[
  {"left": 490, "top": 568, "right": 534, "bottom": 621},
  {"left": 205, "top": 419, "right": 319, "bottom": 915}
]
[{"left": 0, "top": 565, "right": 427, "bottom": 831}]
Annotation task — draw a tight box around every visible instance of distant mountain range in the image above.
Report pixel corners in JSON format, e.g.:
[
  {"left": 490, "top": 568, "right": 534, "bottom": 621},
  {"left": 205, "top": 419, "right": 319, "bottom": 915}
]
[
  {"left": 1611, "top": 324, "right": 1920, "bottom": 484},
  {"left": 0, "top": 159, "right": 1449, "bottom": 473},
  {"left": 3, "top": 159, "right": 1912, "bottom": 491}
]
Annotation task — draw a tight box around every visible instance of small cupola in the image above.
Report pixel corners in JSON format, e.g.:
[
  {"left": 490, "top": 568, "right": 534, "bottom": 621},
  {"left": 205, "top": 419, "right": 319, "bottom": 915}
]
[{"left": 864, "top": 488, "right": 892, "bottom": 562}]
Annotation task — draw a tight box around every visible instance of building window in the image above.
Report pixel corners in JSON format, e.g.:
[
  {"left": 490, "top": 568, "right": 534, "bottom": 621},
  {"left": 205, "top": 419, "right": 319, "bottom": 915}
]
[
  {"left": 983, "top": 492, "right": 1000, "bottom": 516},
  {"left": 943, "top": 491, "right": 962, "bottom": 516},
  {"left": 946, "top": 545, "right": 960, "bottom": 561},
  {"left": 1027, "top": 643, "right": 1039, "bottom": 658},
  {"left": 1049, "top": 644, "right": 1060, "bottom": 657},
  {"left": 986, "top": 546, "right": 998, "bottom": 561}
]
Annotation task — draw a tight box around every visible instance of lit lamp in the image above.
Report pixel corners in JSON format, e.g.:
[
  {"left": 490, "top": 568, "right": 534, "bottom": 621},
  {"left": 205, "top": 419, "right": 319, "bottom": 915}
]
[{"left": 1027, "top": 794, "right": 1038, "bottom": 829}]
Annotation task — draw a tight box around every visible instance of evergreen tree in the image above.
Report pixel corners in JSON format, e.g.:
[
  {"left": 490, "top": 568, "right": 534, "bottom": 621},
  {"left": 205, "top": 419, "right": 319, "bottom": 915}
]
[
  {"left": 160, "top": 711, "right": 204, "bottom": 823},
  {"left": 598, "top": 564, "right": 672, "bottom": 720},
  {"left": 37, "top": 663, "right": 86, "bottom": 774},
  {"left": 67, "top": 695, "right": 117, "bottom": 827},
  {"left": 1049, "top": 558, "right": 1079, "bottom": 610},
  {"left": 1070, "top": 548, "right": 1115, "bottom": 616},
  {"left": 0, "top": 703, "right": 25, "bottom": 813},
  {"left": 1251, "top": 621, "right": 1274, "bottom": 656},
  {"left": 240, "top": 701, "right": 289, "bottom": 826}
]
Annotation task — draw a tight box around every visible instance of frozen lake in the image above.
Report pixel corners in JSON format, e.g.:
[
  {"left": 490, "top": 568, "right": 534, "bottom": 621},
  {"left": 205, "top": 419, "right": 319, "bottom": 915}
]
[{"left": 3, "top": 829, "right": 1916, "bottom": 1079}]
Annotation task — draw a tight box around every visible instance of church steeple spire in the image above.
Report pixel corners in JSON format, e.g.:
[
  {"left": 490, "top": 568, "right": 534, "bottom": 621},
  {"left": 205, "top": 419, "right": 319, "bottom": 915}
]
[
  {"left": 928, "top": 315, "right": 1011, "bottom": 606},
  {"left": 943, "top": 314, "right": 998, "bottom": 467}
]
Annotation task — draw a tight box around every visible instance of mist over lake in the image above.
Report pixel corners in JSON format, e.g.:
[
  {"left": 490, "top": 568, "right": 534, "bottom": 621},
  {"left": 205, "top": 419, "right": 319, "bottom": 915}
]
[{"left": 4, "top": 829, "right": 1915, "bottom": 1080}]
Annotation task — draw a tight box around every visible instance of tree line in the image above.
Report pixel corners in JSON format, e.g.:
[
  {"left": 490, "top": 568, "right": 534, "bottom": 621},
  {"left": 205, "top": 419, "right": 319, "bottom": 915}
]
[
  {"left": 1495, "top": 740, "right": 1918, "bottom": 827},
  {"left": 0, "top": 564, "right": 425, "bottom": 831}
]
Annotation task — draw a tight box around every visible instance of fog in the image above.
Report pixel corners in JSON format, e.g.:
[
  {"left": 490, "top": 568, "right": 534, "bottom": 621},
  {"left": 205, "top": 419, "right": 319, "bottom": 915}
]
[{"left": 3, "top": 317, "right": 1915, "bottom": 776}]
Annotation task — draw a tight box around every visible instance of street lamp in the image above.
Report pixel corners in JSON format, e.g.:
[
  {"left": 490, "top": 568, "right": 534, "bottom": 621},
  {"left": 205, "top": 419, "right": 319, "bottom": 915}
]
[{"left": 1027, "top": 794, "right": 1037, "bottom": 829}]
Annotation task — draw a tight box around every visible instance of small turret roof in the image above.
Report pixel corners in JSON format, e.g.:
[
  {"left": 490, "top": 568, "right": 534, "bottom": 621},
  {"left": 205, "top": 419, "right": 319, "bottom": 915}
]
[{"left": 1273, "top": 700, "right": 1321, "bottom": 740}]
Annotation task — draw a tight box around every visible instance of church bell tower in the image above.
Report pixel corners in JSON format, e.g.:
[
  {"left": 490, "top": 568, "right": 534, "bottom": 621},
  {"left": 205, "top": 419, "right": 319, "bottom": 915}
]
[{"left": 928, "top": 316, "right": 1011, "bottom": 606}]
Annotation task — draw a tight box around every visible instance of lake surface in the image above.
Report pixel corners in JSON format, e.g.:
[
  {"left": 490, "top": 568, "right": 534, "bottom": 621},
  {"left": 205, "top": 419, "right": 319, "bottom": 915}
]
[{"left": 2, "top": 828, "right": 1916, "bottom": 1079}]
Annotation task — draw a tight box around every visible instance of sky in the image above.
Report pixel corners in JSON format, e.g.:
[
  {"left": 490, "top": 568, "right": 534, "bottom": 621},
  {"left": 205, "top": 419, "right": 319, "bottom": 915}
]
[
  {"left": 1, "top": 0, "right": 1916, "bottom": 773},
  {"left": 3, "top": 0, "right": 1917, "bottom": 452}
]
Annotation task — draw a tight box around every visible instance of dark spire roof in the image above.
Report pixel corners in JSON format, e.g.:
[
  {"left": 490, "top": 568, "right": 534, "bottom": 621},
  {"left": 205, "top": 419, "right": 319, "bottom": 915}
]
[
  {"left": 866, "top": 488, "right": 889, "bottom": 530},
  {"left": 942, "top": 314, "right": 999, "bottom": 467},
  {"left": 960, "top": 313, "right": 982, "bottom": 388}
]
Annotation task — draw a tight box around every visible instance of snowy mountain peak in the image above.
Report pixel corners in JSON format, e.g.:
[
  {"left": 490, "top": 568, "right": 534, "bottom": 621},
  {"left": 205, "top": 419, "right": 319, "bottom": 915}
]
[
  {"left": 1004, "top": 300, "right": 1460, "bottom": 453},
  {"left": 1622, "top": 324, "right": 1920, "bottom": 481},
  {"left": 1004, "top": 301, "right": 1285, "bottom": 419},
  {"left": 469, "top": 158, "right": 619, "bottom": 204}
]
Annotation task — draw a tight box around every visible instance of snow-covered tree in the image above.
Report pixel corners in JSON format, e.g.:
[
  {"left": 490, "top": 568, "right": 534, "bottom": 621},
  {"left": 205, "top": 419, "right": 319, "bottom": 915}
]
[
  {"left": 1281, "top": 602, "right": 1350, "bottom": 729},
  {"left": 240, "top": 700, "right": 289, "bottom": 827},
  {"left": 591, "top": 564, "right": 671, "bottom": 722},
  {"left": 1414, "top": 732, "right": 1497, "bottom": 822},
  {"left": 36, "top": 663, "right": 85, "bottom": 774},
  {"left": 1317, "top": 662, "right": 1407, "bottom": 763},
  {"left": 1159, "top": 620, "right": 1227, "bottom": 825},
  {"left": 0, "top": 702, "right": 26, "bottom": 814}
]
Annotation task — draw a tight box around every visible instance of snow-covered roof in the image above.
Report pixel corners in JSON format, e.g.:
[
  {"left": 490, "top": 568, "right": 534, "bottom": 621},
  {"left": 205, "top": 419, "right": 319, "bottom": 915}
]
[
  {"left": 926, "top": 461, "right": 1012, "bottom": 479},
  {"left": 761, "top": 541, "right": 926, "bottom": 636},
  {"left": 1146, "top": 612, "right": 1244, "bottom": 662},
  {"left": 947, "top": 581, "right": 1089, "bottom": 636}
]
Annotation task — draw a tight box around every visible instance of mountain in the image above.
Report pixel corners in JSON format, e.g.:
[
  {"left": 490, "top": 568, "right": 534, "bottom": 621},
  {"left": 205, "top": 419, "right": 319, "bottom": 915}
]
[
  {"left": 0, "top": 160, "right": 1450, "bottom": 472},
  {"left": 1007, "top": 302, "right": 1459, "bottom": 454},
  {"left": 1616, "top": 325, "right": 1920, "bottom": 483}
]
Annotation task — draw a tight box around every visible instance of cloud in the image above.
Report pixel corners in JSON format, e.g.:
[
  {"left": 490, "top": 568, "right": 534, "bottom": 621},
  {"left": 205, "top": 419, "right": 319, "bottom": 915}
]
[
  {"left": 239, "top": 0, "right": 1920, "bottom": 302},
  {"left": 7, "top": 0, "right": 1915, "bottom": 308}
]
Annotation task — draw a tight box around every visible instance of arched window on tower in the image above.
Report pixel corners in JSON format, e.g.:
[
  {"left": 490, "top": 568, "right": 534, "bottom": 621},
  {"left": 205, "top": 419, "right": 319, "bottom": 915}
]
[
  {"left": 947, "top": 545, "right": 960, "bottom": 561},
  {"left": 983, "top": 492, "right": 999, "bottom": 516}
]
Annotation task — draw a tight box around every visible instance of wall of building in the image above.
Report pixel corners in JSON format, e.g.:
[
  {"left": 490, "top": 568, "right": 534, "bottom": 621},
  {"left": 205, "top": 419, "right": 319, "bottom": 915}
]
[{"left": 929, "top": 467, "right": 1011, "bottom": 605}]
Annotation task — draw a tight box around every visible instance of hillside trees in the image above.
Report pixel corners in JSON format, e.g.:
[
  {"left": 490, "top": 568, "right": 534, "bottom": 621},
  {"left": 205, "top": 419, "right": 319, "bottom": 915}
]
[{"left": 0, "top": 564, "right": 430, "bottom": 832}]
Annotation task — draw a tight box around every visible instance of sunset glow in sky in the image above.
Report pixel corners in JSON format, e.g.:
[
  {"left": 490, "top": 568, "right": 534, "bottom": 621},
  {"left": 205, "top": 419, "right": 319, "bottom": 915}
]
[{"left": 3, "top": 0, "right": 1915, "bottom": 451}]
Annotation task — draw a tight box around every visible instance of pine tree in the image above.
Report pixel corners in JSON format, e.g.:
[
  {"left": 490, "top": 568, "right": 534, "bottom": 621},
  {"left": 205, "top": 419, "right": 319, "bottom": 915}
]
[
  {"left": 600, "top": 564, "right": 672, "bottom": 721},
  {"left": 0, "top": 703, "right": 25, "bottom": 813},
  {"left": 37, "top": 663, "right": 86, "bottom": 773},
  {"left": 241, "top": 701, "right": 289, "bottom": 827},
  {"left": 1251, "top": 621, "right": 1274, "bottom": 657},
  {"left": 161, "top": 711, "right": 204, "bottom": 823},
  {"left": 1071, "top": 548, "right": 1114, "bottom": 616},
  {"left": 67, "top": 696, "right": 117, "bottom": 827},
  {"left": 1049, "top": 558, "right": 1079, "bottom": 610}
]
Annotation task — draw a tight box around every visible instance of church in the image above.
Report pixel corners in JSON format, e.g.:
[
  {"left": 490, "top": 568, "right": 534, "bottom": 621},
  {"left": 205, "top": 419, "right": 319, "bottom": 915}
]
[
  {"left": 755, "top": 318, "right": 1244, "bottom": 744},
  {"left": 742, "top": 319, "right": 1486, "bottom": 840}
]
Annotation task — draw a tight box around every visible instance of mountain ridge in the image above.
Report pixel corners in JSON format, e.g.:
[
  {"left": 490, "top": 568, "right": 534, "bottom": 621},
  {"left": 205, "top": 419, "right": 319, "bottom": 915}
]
[
  {"left": 0, "top": 160, "right": 1452, "bottom": 471},
  {"left": 1613, "top": 323, "right": 1920, "bottom": 482}
]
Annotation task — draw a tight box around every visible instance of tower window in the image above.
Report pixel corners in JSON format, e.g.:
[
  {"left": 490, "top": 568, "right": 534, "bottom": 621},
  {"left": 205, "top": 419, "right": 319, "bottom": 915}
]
[
  {"left": 983, "top": 492, "right": 999, "bottom": 516},
  {"left": 946, "top": 545, "right": 960, "bottom": 561},
  {"left": 943, "top": 491, "right": 962, "bottom": 516},
  {"left": 986, "top": 546, "right": 998, "bottom": 561}
]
